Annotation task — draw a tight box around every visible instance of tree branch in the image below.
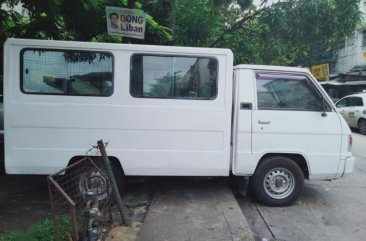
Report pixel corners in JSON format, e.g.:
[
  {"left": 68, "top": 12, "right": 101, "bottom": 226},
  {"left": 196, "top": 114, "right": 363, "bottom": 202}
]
[{"left": 210, "top": 9, "right": 264, "bottom": 47}]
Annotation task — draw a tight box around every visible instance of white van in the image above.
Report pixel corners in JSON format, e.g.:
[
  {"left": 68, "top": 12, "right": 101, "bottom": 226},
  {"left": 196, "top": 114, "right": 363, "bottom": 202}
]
[{"left": 3, "top": 38, "right": 354, "bottom": 206}]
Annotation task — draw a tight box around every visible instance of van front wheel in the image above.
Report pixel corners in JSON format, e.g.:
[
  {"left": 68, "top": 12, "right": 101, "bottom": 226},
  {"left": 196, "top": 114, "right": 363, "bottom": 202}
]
[{"left": 253, "top": 156, "right": 304, "bottom": 206}]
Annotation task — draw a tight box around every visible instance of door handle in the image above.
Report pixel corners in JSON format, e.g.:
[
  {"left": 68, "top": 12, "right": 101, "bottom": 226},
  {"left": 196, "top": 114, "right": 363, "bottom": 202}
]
[
  {"left": 240, "top": 102, "right": 252, "bottom": 110},
  {"left": 258, "top": 120, "right": 271, "bottom": 125}
]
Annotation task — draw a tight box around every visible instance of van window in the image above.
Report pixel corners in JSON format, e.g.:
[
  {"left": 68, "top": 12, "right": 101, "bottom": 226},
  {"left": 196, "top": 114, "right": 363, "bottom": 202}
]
[
  {"left": 256, "top": 72, "right": 323, "bottom": 111},
  {"left": 130, "top": 55, "right": 218, "bottom": 99},
  {"left": 21, "top": 49, "right": 113, "bottom": 96}
]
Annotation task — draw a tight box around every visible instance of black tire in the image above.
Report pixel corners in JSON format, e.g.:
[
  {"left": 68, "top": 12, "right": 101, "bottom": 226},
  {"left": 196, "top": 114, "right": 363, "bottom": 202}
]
[
  {"left": 66, "top": 157, "right": 125, "bottom": 201},
  {"left": 358, "top": 119, "right": 366, "bottom": 135},
  {"left": 253, "top": 156, "right": 304, "bottom": 206},
  {"left": 92, "top": 157, "right": 126, "bottom": 197},
  {"left": 78, "top": 166, "right": 110, "bottom": 201},
  {"left": 110, "top": 159, "right": 126, "bottom": 196}
]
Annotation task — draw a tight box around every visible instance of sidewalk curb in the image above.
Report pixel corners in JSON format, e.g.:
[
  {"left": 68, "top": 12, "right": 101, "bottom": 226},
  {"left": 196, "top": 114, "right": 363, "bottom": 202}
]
[
  {"left": 136, "top": 180, "right": 254, "bottom": 241},
  {"left": 216, "top": 184, "right": 254, "bottom": 241}
]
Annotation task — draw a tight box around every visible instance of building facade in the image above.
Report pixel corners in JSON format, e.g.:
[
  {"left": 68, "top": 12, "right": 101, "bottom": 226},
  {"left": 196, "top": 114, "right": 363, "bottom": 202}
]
[{"left": 336, "top": 1, "right": 366, "bottom": 74}]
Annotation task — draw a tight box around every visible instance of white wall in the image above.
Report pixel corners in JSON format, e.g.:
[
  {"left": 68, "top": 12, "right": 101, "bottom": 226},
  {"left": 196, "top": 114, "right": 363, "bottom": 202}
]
[{"left": 336, "top": 2, "right": 366, "bottom": 73}]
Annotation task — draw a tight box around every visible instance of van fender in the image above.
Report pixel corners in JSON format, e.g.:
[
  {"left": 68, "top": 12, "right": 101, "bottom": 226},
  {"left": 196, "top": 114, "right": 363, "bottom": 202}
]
[{"left": 233, "top": 150, "right": 310, "bottom": 179}]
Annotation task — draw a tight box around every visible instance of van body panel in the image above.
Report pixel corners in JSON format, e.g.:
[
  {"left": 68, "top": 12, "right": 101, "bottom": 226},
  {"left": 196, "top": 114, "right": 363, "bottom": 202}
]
[
  {"left": 233, "top": 67, "right": 346, "bottom": 180},
  {"left": 4, "top": 38, "right": 233, "bottom": 176},
  {"left": 4, "top": 39, "right": 353, "bottom": 182}
]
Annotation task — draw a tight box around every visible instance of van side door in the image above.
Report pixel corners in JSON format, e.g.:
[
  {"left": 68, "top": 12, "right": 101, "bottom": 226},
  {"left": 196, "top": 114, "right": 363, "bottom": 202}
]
[{"left": 251, "top": 72, "right": 342, "bottom": 179}]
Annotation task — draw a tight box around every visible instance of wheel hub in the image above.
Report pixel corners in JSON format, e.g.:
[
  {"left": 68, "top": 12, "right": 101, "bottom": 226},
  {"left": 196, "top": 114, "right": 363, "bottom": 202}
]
[
  {"left": 273, "top": 176, "right": 287, "bottom": 190},
  {"left": 264, "top": 168, "right": 295, "bottom": 199},
  {"left": 79, "top": 170, "right": 110, "bottom": 201}
]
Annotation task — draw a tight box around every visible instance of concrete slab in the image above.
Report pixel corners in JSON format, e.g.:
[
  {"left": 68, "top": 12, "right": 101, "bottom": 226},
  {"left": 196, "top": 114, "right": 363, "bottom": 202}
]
[
  {"left": 238, "top": 132, "right": 366, "bottom": 241},
  {"left": 137, "top": 179, "right": 254, "bottom": 241}
]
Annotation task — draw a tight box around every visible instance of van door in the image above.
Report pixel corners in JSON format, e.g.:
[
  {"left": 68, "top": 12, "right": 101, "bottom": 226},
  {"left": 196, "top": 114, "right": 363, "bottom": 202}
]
[
  {"left": 232, "top": 68, "right": 255, "bottom": 175},
  {"left": 251, "top": 71, "right": 342, "bottom": 179}
]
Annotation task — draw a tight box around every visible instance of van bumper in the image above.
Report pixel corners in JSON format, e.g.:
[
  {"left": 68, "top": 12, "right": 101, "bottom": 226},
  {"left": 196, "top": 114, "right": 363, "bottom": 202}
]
[{"left": 343, "top": 156, "right": 355, "bottom": 177}]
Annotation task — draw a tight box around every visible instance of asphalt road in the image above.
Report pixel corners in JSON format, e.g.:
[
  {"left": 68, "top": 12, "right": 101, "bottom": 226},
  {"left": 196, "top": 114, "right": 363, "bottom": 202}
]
[{"left": 238, "top": 131, "right": 366, "bottom": 241}]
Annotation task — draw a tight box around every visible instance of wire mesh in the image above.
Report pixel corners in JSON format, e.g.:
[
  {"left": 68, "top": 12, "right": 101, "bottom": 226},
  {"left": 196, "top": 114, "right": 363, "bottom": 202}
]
[{"left": 48, "top": 156, "right": 121, "bottom": 241}]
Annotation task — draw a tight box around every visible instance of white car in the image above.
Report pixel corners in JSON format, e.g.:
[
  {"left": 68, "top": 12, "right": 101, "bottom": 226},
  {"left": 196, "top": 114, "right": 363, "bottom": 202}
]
[{"left": 336, "top": 92, "right": 366, "bottom": 134}]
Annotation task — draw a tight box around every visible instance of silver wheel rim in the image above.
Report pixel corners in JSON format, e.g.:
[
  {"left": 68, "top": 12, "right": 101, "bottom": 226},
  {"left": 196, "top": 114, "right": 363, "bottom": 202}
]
[
  {"left": 263, "top": 167, "right": 295, "bottom": 199},
  {"left": 79, "top": 170, "right": 109, "bottom": 201}
]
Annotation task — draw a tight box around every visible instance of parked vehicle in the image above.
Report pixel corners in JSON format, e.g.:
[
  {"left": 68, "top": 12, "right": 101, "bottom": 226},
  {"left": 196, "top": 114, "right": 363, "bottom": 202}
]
[
  {"left": 335, "top": 92, "right": 366, "bottom": 134},
  {"left": 3, "top": 38, "right": 355, "bottom": 206}
]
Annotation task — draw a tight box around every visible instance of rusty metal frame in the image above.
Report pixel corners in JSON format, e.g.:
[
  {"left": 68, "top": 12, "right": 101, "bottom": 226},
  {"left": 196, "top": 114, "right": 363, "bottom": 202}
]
[{"left": 47, "top": 157, "right": 115, "bottom": 241}]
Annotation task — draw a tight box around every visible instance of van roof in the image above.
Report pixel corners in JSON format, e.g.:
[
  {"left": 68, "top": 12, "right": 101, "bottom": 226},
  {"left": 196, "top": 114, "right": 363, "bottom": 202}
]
[
  {"left": 5, "top": 38, "right": 233, "bottom": 56},
  {"left": 234, "top": 64, "right": 309, "bottom": 74}
]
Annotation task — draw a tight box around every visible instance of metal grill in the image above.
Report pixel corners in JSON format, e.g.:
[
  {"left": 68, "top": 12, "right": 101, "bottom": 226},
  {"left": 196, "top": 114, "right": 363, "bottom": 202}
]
[{"left": 48, "top": 156, "right": 122, "bottom": 241}]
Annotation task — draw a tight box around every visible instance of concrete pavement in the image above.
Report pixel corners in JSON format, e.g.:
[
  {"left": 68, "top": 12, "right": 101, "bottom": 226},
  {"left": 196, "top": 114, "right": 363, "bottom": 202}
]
[
  {"left": 239, "top": 131, "right": 366, "bottom": 241},
  {"left": 137, "top": 179, "right": 254, "bottom": 241}
]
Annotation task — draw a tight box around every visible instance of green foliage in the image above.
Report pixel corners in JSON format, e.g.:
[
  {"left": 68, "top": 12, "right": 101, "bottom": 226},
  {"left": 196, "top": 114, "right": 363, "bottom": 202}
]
[
  {"left": 237, "top": 0, "right": 253, "bottom": 9},
  {"left": 0, "top": 219, "right": 59, "bottom": 241},
  {"left": 13, "top": 219, "right": 54, "bottom": 241},
  {"left": 259, "top": 0, "right": 361, "bottom": 65},
  {"left": 0, "top": 0, "right": 363, "bottom": 67},
  {"left": 174, "top": 0, "right": 237, "bottom": 46},
  {"left": 0, "top": 0, "right": 173, "bottom": 43},
  {"left": 0, "top": 217, "right": 72, "bottom": 241},
  {"left": 175, "top": 0, "right": 362, "bottom": 66},
  {"left": 175, "top": 0, "right": 215, "bottom": 46},
  {"left": 142, "top": 0, "right": 175, "bottom": 28},
  {"left": 0, "top": 0, "right": 174, "bottom": 74},
  {"left": 60, "top": 0, "right": 104, "bottom": 41}
]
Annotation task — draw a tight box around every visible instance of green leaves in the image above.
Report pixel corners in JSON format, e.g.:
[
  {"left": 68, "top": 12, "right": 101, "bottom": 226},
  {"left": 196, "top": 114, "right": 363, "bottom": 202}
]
[
  {"left": 237, "top": 0, "right": 253, "bottom": 9},
  {"left": 0, "top": 218, "right": 72, "bottom": 241},
  {"left": 255, "top": 0, "right": 361, "bottom": 65},
  {"left": 174, "top": 0, "right": 232, "bottom": 46},
  {"left": 193, "top": 0, "right": 362, "bottom": 65},
  {"left": 0, "top": 0, "right": 362, "bottom": 67},
  {"left": 60, "top": 0, "right": 104, "bottom": 40},
  {"left": 0, "top": 0, "right": 173, "bottom": 44}
]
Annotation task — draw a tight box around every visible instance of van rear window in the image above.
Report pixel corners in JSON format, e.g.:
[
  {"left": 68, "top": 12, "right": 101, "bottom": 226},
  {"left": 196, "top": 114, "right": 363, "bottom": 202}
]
[
  {"left": 130, "top": 55, "right": 218, "bottom": 99},
  {"left": 21, "top": 49, "right": 114, "bottom": 96}
]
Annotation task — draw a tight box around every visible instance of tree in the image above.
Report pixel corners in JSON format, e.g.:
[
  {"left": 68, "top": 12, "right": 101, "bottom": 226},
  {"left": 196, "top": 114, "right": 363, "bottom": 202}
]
[
  {"left": 0, "top": 0, "right": 173, "bottom": 75},
  {"left": 0, "top": 0, "right": 173, "bottom": 42},
  {"left": 0, "top": 0, "right": 362, "bottom": 71},
  {"left": 172, "top": 0, "right": 362, "bottom": 66}
]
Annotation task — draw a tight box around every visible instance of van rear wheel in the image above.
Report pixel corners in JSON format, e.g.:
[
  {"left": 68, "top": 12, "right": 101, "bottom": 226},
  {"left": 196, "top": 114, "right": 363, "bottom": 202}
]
[
  {"left": 67, "top": 157, "right": 126, "bottom": 201},
  {"left": 78, "top": 159, "right": 126, "bottom": 200},
  {"left": 253, "top": 156, "right": 304, "bottom": 206}
]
